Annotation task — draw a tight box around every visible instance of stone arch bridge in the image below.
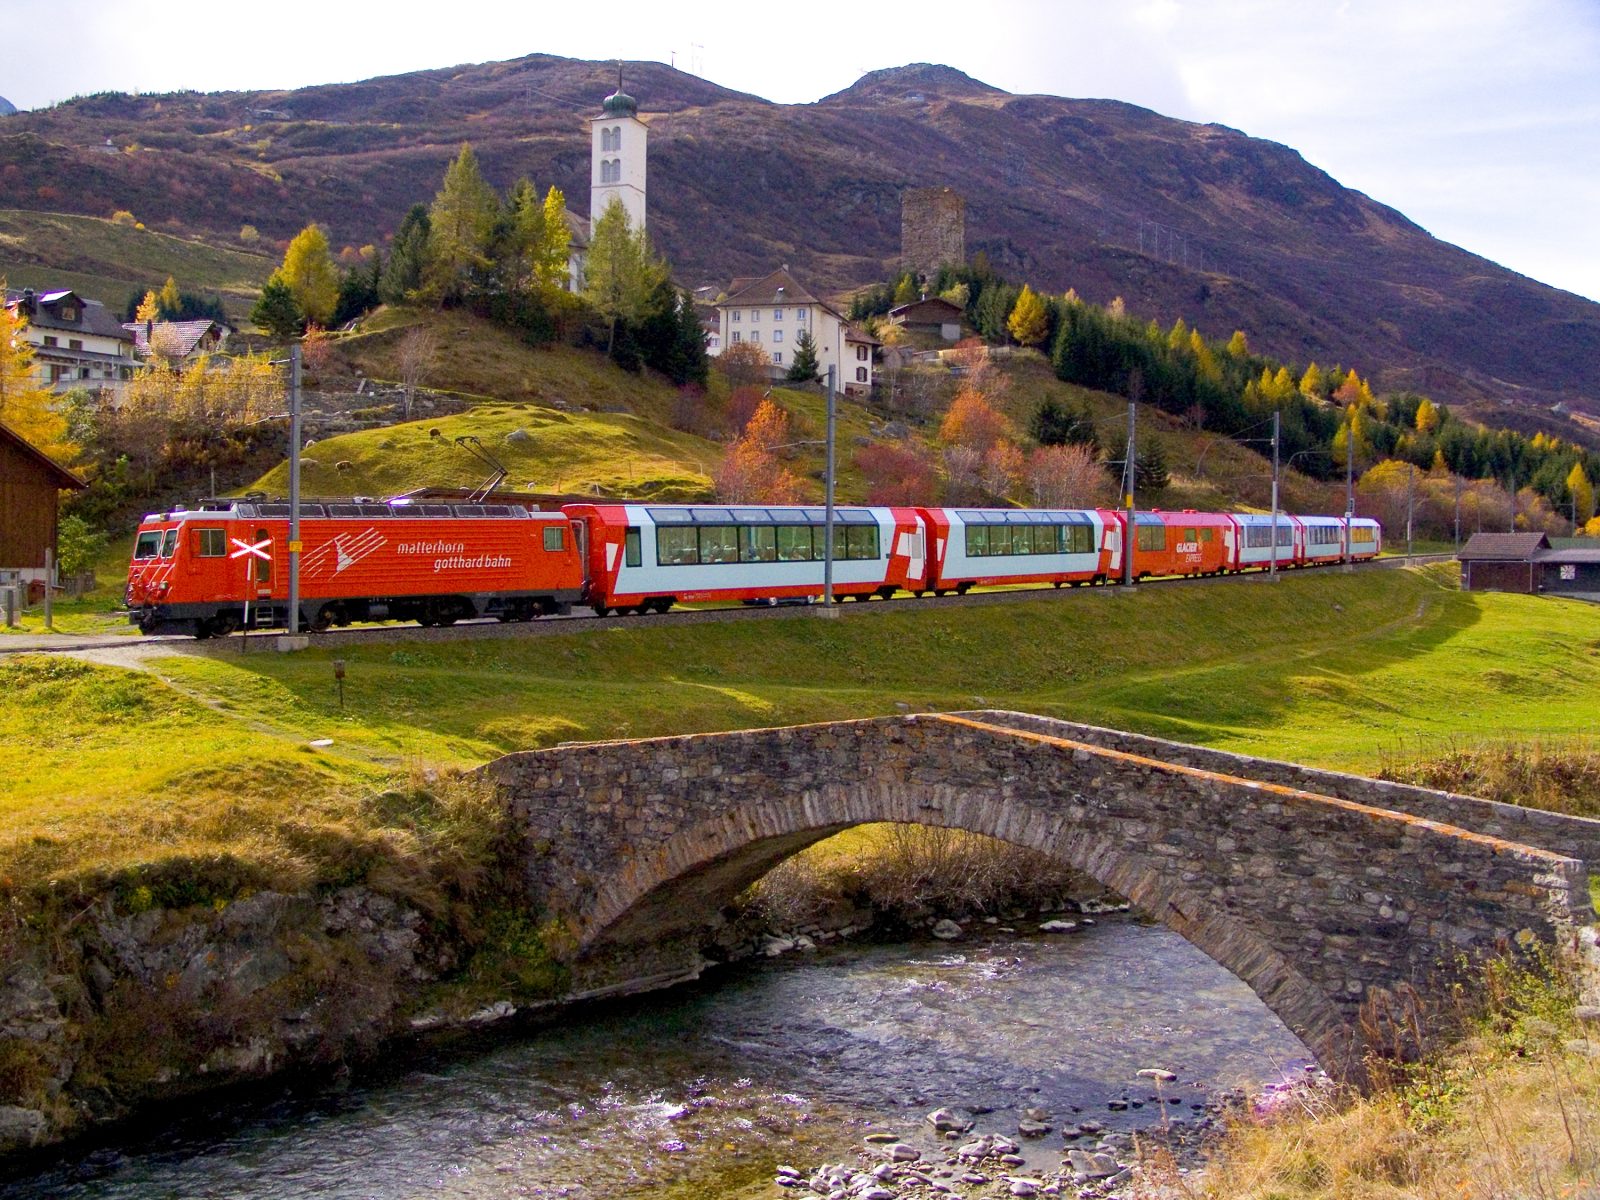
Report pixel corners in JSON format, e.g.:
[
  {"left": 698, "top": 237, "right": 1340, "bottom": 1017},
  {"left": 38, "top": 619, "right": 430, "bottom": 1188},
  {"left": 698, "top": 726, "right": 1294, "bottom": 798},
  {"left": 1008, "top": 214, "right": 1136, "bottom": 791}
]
[{"left": 484, "top": 712, "right": 1600, "bottom": 1082}]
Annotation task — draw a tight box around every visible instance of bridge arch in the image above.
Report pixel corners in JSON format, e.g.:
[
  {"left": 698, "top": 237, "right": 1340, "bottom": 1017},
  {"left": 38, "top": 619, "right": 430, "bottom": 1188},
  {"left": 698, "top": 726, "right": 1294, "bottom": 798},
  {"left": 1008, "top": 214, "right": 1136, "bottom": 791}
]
[{"left": 487, "top": 713, "right": 1592, "bottom": 1085}]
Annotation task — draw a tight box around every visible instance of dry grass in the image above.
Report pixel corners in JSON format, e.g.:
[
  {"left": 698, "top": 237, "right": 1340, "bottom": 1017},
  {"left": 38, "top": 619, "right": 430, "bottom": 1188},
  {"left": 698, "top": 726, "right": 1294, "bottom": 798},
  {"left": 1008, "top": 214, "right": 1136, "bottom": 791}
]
[
  {"left": 1136, "top": 957, "right": 1600, "bottom": 1200},
  {"left": 1378, "top": 738, "right": 1600, "bottom": 819}
]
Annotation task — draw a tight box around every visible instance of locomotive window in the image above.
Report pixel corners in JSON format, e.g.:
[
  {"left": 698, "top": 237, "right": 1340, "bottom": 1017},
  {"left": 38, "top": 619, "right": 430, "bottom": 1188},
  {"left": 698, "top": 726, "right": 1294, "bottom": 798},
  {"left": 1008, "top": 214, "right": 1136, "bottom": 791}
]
[
  {"left": 777, "top": 525, "right": 814, "bottom": 561},
  {"left": 742, "top": 525, "right": 777, "bottom": 562},
  {"left": 1184, "top": 528, "right": 1197, "bottom": 542},
  {"left": 844, "top": 525, "right": 879, "bottom": 560},
  {"left": 657, "top": 526, "right": 699, "bottom": 565},
  {"left": 543, "top": 526, "right": 565, "bottom": 552},
  {"left": 133, "top": 531, "right": 162, "bottom": 560},
  {"left": 625, "top": 528, "right": 642, "bottom": 568},
  {"left": 699, "top": 525, "right": 740, "bottom": 564},
  {"left": 161, "top": 529, "right": 179, "bottom": 558},
  {"left": 965, "top": 525, "right": 987, "bottom": 557},
  {"left": 197, "top": 528, "right": 227, "bottom": 557},
  {"left": 1201, "top": 528, "right": 1215, "bottom": 542},
  {"left": 254, "top": 529, "right": 272, "bottom": 582}
]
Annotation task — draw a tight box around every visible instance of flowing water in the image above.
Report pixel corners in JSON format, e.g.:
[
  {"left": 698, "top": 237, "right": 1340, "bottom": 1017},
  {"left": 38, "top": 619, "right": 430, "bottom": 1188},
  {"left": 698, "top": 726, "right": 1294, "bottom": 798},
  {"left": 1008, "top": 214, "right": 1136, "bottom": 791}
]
[{"left": 5, "top": 918, "right": 1311, "bottom": 1199}]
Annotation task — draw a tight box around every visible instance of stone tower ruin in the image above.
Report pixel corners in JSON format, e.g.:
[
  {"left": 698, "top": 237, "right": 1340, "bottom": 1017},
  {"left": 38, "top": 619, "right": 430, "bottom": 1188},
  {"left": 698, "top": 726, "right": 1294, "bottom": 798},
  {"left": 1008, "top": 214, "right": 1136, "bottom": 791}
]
[{"left": 900, "top": 187, "right": 966, "bottom": 279}]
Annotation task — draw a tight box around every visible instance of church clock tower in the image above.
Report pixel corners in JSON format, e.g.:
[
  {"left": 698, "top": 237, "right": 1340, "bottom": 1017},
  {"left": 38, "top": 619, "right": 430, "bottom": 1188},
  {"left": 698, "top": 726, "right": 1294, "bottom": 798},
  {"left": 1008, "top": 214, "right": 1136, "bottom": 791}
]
[{"left": 590, "top": 73, "right": 647, "bottom": 231}]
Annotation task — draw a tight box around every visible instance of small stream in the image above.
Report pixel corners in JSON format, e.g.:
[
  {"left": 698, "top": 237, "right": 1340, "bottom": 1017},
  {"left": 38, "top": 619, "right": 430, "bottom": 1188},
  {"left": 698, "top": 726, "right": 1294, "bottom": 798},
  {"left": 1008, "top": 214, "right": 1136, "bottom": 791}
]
[{"left": 4, "top": 918, "right": 1311, "bottom": 1198}]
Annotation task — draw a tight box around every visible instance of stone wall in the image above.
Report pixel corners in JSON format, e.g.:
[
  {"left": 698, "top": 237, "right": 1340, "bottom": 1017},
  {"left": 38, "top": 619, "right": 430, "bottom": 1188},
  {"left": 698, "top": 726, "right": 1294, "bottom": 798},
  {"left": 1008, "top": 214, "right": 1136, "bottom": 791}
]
[
  {"left": 901, "top": 187, "right": 966, "bottom": 279},
  {"left": 488, "top": 713, "right": 1593, "bottom": 1082},
  {"left": 964, "top": 711, "right": 1600, "bottom": 872}
]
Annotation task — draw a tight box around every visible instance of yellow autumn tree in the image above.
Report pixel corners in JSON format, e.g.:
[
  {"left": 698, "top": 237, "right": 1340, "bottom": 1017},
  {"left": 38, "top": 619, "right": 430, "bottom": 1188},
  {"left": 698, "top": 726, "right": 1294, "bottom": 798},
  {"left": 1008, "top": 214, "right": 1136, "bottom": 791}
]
[
  {"left": 0, "top": 290, "right": 77, "bottom": 464},
  {"left": 1415, "top": 397, "right": 1440, "bottom": 433},
  {"left": 275, "top": 223, "right": 339, "bottom": 325},
  {"left": 1006, "top": 284, "right": 1049, "bottom": 347},
  {"left": 1568, "top": 462, "right": 1596, "bottom": 525},
  {"left": 1299, "top": 362, "right": 1327, "bottom": 402}
]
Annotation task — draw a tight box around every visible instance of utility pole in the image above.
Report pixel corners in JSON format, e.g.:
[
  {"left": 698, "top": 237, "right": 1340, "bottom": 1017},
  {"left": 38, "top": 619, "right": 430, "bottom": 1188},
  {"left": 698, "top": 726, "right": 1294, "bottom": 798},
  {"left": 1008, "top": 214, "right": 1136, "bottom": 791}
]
[
  {"left": 1405, "top": 463, "right": 1415, "bottom": 560},
  {"left": 1269, "top": 410, "right": 1281, "bottom": 581},
  {"left": 1344, "top": 413, "right": 1355, "bottom": 565},
  {"left": 823, "top": 364, "right": 836, "bottom": 612},
  {"left": 288, "top": 343, "right": 303, "bottom": 635},
  {"left": 1454, "top": 473, "right": 1463, "bottom": 553},
  {"left": 1121, "top": 401, "right": 1136, "bottom": 587}
]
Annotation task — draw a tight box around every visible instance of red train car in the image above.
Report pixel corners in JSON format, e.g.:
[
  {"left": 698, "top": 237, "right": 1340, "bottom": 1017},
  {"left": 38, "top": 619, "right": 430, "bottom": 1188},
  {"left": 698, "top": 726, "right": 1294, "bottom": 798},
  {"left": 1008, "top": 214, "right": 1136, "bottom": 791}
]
[
  {"left": 126, "top": 498, "right": 582, "bottom": 637},
  {"left": 564, "top": 502, "right": 926, "bottom": 613},
  {"left": 1115, "top": 510, "right": 1235, "bottom": 579}
]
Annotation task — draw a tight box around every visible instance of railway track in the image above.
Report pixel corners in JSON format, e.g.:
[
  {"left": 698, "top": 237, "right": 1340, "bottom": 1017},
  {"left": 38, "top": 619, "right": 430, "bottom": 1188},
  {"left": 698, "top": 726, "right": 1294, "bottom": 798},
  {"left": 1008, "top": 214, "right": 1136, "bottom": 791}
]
[{"left": 1, "top": 554, "right": 1454, "bottom": 657}]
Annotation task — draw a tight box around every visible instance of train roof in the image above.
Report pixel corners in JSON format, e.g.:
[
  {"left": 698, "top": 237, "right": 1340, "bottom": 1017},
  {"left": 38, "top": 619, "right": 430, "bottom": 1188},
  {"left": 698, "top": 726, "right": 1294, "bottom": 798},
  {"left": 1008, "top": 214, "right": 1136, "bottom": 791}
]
[{"left": 138, "top": 498, "right": 557, "bottom": 522}]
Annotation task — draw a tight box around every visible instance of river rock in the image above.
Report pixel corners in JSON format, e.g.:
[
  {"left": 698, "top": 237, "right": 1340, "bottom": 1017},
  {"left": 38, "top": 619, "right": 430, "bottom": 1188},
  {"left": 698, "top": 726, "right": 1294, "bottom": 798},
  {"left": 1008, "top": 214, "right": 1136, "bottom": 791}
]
[
  {"left": 1037, "top": 920, "right": 1077, "bottom": 933},
  {"left": 858, "top": 1189, "right": 896, "bottom": 1200},
  {"left": 762, "top": 936, "right": 796, "bottom": 957},
  {"left": 0, "top": 1106, "right": 47, "bottom": 1151},
  {"left": 1136, "top": 1068, "right": 1177, "bottom": 1082},
  {"left": 1066, "top": 1149, "right": 1122, "bottom": 1180},
  {"left": 865, "top": 1131, "right": 900, "bottom": 1144},
  {"left": 1017, "top": 1117, "right": 1051, "bottom": 1137},
  {"left": 931, "top": 919, "right": 963, "bottom": 940},
  {"left": 926, "top": 1107, "right": 972, "bottom": 1133},
  {"left": 1005, "top": 1178, "right": 1043, "bottom": 1197},
  {"left": 884, "top": 1142, "right": 921, "bottom": 1162}
]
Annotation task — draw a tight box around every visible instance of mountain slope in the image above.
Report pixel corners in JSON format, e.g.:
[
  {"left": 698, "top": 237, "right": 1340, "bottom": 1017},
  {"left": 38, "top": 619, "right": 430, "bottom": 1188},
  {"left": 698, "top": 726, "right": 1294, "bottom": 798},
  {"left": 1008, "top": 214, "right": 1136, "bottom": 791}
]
[{"left": 2, "top": 54, "right": 1596, "bottom": 421}]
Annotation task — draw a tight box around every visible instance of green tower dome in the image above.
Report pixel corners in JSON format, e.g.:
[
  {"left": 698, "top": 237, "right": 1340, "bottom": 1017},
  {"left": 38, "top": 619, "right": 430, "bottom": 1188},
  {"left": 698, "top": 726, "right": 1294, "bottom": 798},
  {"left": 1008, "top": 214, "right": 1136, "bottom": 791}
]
[{"left": 601, "top": 90, "right": 637, "bottom": 118}]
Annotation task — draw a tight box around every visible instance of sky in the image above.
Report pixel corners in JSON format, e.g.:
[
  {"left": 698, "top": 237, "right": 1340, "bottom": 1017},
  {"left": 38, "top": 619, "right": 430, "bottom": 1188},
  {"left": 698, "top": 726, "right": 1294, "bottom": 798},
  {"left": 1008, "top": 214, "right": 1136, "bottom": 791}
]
[{"left": 3, "top": 0, "right": 1597, "bottom": 303}]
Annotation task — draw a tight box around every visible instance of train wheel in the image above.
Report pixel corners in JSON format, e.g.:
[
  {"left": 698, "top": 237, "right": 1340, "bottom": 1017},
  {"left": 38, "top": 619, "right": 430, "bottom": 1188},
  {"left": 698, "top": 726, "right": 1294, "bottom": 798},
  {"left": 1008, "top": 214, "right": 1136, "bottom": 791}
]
[
  {"left": 591, "top": 605, "right": 609, "bottom": 618},
  {"left": 650, "top": 597, "right": 673, "bottom": 615},
  {"left": 308, "top": 604, "right": 335, "bottom": 634},
  {"left": 191, "top": 620, "right": 215, "bottom": 640}
]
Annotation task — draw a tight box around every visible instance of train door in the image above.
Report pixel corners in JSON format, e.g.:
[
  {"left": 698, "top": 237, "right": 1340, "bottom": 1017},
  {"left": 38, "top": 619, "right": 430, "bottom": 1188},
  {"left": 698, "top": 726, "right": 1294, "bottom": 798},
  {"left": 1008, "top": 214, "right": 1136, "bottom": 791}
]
[{"left": 908, "top": 516, "right": 926, "bottom": 588}]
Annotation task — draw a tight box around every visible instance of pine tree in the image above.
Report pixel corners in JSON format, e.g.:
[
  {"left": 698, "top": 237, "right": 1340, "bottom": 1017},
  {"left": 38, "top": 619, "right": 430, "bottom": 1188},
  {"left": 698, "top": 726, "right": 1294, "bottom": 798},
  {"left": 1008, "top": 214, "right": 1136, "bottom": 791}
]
[
  {"left": 1029, "top": 396, "right": 1072, "bottom": 446},
  {"left": 786, "top": 328, "right": 821, "bottom": 383},
  {"left": 251, "top": 276, "right": 303, "bottom": 339},
  {"left": 673, "top": 288, "right": 710, "bottom": 387},
  {"left": 381, "top": 205, "right": 431, "bottom": 304},
  {"left": 1006, "top": 284, "right": 1049, "bottom": 347},
  {"left": 423, "top": 143, "right": 500, "bottom": 304},
  {"left": 277, "top": 224, "right": 339, "bottom": 325}
]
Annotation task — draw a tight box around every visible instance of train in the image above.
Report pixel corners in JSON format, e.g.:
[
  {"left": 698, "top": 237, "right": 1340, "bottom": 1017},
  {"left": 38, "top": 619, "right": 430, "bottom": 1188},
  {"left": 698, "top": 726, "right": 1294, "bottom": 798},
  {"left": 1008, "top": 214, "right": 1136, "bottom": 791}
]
[{"left": 124, "top": 497, "right": 1382, "bottom": 637}]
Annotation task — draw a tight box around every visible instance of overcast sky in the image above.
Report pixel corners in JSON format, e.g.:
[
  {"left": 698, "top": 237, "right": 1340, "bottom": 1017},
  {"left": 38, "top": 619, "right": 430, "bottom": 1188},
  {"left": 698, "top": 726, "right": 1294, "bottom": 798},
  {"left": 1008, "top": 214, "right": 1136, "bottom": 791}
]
[{"left": 3, "top": 0, "right": 1597, "bottom": 302}]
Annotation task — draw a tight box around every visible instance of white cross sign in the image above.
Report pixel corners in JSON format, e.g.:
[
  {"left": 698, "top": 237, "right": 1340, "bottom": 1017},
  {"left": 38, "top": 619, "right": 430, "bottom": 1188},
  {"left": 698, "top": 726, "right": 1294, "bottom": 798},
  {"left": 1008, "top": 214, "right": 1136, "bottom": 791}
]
[{"left": 229, "top": 536, "right": 272, "bottom": 561}]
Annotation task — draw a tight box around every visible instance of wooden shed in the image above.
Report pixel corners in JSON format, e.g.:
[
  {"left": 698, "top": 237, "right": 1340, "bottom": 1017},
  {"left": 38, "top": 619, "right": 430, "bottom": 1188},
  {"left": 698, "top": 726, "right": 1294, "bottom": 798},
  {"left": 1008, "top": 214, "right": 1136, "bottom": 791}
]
[
  {"left": 0, "top": 421, "right": 86, "bottom": 588},
  {"left": 1457, "top": 532, "right": 1550, "bottom": 593}
]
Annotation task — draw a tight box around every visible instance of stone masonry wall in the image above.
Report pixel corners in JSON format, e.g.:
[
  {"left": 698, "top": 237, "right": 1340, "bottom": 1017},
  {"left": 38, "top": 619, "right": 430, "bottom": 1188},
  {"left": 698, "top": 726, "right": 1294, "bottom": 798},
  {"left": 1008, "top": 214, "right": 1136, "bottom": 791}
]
[
  {"left": 487, "top": 713, "right": 1591, "bottom": 1080},
  {"left": 901, "top": 187, "right": 966, "bottom": 278},
  {"left": 965, "top": 711, "right": 1600, "bottom": 873}
]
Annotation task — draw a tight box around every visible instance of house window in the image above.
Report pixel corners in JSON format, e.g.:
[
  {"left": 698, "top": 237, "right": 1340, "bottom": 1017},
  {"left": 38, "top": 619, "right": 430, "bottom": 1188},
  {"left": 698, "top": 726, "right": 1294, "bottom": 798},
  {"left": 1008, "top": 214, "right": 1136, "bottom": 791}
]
[
  {"left": 61, "top": 306, "right": 77, "bottom": 321},
  {"left": 731, "top": 310, "right": 740, "bottom": 322},
  {"left": 856, "top": 345, "right": 868, "bottom": 361},
  {"left": 749, "top": 330, "right": 760, "bottom": 343},
  {"left": 773, "top": 308, "right": 783, "bottom": 321},
  {"left": 731, "top": 331, "right": 741, "bottom": 343},
  {"left": 750, "top": 309, "right": 760, "bottom": 321},
  {"left": 794, "top": 308, "right": 807, "bottom": 322},
  {"left": 42, "top": 335, "right": 56, "bottom": 347},
  {"left": 69, "top": 339, "right": 82, "bottom": 351},
  {"left": 772, "top": 352, "right": 783, "bottom": 364},
  {"left": 855, "top": 366, "right": 868, "bottom": 382},
  {"left": 772, "top": 329, "right": 783, "bottom": 343}
]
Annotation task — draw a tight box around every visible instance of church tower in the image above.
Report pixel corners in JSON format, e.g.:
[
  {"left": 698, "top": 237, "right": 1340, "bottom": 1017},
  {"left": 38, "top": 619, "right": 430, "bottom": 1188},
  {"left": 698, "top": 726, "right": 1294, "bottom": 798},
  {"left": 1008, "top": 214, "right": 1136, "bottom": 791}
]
[{"left": 590, "top": 73, "right": 647, "bottom": 231}]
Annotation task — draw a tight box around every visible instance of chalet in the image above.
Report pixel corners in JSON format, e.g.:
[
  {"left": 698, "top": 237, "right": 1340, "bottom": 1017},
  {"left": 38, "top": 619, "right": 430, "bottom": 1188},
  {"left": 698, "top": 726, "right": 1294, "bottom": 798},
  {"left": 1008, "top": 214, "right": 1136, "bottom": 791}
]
[
  {"left": 0, "top": 422, "right": 86, "bottom": 591},
  {"left": 1457, "top": 531, "right": 1600, "bottom": 599},
  {"left": 4, "top": 288, "right": 137, "bottom": 396},
  {"left": 709, "top": 267, "right": 880, "bottom": 396},
  {"left": 123, "top": 318, "right": 231, "bottom": 363},
  {"left": 887, "top": 295, "right": 964, "bottom": 341}
]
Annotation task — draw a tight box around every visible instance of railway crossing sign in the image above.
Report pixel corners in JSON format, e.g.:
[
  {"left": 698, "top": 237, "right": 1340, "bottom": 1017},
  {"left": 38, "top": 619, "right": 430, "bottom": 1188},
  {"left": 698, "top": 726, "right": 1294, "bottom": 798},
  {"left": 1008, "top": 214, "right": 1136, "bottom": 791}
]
[{"left": 229, "top": 536, "right": 272, "bottom": 561}]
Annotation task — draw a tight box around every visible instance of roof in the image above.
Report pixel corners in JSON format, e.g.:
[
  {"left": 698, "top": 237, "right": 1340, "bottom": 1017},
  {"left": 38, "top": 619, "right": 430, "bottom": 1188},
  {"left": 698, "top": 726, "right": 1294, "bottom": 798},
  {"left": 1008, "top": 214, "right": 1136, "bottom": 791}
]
[
  {"left": 1458, "top": 532, "right": 1551, "bottom": 561},
  {"left": 0, "top": 422, "right": 86, "bottom": 490},
  {"left": 717, "top": 266, "right": 879, "bottom": 346},
  {"left": 5, "top": 289, "right": 134, "bottom": 343},
  {"left": 563, "top": 209, "right": 590, "bottom": 249},
  {"left": 889, "top": 297, "right": 964, "bottom": 320},
  {"left": 122, "top": 319, "right": 229, "bottom": 358},
  {"left": 1534, "top": 546, "right": 1600, "bottom": 565}
]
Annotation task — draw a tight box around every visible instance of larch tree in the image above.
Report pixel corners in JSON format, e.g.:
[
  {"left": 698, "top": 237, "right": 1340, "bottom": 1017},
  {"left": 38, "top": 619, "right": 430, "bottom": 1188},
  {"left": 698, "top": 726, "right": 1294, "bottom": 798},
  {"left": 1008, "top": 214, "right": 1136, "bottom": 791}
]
[
  {"left": 157, "top": 275, "right": 182, "bottom": 317},
  {"left": 0, "top": 294, "right": 77, "bottom": 464},
  {"left": 582, "top": 197, "right": 666, "bottom": 353},
  {"left": 1006, "top": 284, "right": 1049, "bottom": 347},
  {"left": 423, "top": 143, "right": 500, "bottom": 304},
  {"left": 1415, "top": 397, "right": 1441, "bottom": 434},
  {"left": 1568, "top": 462, "right": 1596, "bottom": 525},
  {"left": 1225, "top": 330, "right": 1250, "bottom": 358},
  {"left": 534, "top": 186, "right": 571, "bottom": 295},
  {"left": 276, "top": 224, "right": 339, "bottom": 326},
  {"left": 1299, "top": 362, "right": 1327, "bottom": 402}
]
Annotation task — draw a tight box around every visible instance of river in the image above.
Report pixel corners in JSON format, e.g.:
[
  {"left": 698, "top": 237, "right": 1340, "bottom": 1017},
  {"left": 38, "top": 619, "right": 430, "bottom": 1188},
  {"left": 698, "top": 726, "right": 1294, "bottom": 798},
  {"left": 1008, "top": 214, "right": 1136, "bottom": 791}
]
[{"left": 3, "top": 917, "right": 1310, "bottom": 1199}]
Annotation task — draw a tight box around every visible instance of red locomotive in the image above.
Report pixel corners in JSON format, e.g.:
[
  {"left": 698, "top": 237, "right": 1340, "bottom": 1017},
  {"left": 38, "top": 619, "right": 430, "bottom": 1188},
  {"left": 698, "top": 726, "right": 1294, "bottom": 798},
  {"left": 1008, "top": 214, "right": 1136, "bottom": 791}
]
[{"left": 126, "top": 498, "right": 1382, "bottom": 637}]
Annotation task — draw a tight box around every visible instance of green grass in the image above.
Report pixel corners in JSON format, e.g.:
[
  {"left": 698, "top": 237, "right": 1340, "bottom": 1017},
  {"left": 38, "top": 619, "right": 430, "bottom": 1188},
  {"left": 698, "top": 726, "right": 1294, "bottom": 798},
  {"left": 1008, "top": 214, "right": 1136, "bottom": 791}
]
[
  {"left": 9, "top": 562, "right": 1600, "bottom": 897},
  {"left": 0, "top": 209, "right": 272, "bottom": 318}
]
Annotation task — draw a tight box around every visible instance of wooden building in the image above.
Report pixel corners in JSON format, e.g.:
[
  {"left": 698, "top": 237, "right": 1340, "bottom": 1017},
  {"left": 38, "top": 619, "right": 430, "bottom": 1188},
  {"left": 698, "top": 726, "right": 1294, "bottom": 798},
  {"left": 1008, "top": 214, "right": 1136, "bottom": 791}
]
[
  {"left": 0, "top": 422, "right": 86, "bottom": 589},
  {"left": 1458, "top": 531, "right": 1600, "bottom": 600}
]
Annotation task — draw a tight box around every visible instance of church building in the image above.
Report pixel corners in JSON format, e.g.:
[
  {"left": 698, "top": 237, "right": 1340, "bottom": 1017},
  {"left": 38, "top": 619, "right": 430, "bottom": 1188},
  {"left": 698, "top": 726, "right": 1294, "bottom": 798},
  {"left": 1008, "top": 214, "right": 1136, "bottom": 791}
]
[{"left": 567, "top": 78, "right": 648, "bottom": 290}]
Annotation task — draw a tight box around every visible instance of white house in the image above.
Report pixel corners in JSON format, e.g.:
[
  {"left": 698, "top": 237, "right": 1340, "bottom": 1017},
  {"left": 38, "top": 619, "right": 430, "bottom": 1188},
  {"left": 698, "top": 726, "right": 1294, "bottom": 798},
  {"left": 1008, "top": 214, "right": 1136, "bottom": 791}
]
[
  {"left": 4, "top": 288, "right": 137, "bottom": 396},
  {"left": 710, "top": 267, "right": 879, "bottom": 396}
]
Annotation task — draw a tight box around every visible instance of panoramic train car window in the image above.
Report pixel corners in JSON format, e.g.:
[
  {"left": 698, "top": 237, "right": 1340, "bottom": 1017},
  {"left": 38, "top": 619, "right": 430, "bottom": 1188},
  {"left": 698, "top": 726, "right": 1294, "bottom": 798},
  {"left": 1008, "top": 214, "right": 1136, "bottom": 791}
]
[
  {"left": 742, "top": 526, "right": 777, "bottom": 562},
  {"left": 133, "top": 531, "right": 162, "bottom": 560},
  {"left": 658, "top": 526, "right": 699, "bottom": 565},
  {"left": 197, "top": 528, "right": 226, "bottom": 557},
  {"left": 698, "top": 525, "right": 740, "bottom": 563},
  {"left": 777, "top": 526, "right": 813, "bottom": 561},
  {"left": 844, "top": 525, "right": 879, "bottom": 560}
]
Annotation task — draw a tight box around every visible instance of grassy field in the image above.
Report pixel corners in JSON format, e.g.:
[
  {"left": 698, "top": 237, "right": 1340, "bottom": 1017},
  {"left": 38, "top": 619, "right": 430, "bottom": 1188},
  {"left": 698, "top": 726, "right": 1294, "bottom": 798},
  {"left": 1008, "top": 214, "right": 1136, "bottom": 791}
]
[
  {"left": 0, "top": 209, "right": 272, "bottom": 317},
  {"left": 6, "top": 563, "right": 1600, "bottom": 896}
]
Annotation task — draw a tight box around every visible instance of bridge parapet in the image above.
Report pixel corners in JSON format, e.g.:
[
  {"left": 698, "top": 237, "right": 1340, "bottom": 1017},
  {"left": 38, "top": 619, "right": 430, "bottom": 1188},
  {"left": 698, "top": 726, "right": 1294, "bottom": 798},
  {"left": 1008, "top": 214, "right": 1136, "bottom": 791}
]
[{"left": 485, "top": 712, "right": 1593, "bottom": 1081}]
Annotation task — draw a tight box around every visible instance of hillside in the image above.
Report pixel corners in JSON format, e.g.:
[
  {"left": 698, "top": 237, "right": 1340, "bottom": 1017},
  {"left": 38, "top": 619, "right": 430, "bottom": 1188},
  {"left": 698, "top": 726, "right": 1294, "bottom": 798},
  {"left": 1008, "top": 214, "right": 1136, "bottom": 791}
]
[
  {"left": 0, "top": 208, "right": 272, "bottom": 317},
  {"left": 2, "top": 55, "right": 1598, "bottom": 426}
]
